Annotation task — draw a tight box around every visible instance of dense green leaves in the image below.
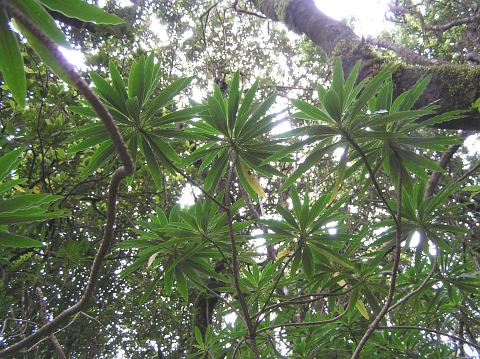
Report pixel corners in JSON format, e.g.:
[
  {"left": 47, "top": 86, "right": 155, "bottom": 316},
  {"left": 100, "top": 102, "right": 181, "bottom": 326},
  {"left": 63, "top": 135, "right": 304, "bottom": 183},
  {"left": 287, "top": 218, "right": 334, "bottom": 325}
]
[{"left": 0, "top": 150, "right": 67, "bottom": 248}]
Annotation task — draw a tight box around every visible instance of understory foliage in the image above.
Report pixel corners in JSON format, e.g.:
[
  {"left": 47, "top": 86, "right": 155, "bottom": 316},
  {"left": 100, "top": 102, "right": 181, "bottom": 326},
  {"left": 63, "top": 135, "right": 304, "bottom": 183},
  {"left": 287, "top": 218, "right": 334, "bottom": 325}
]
[{"left": 0, "top": 0, "right": 479, "bottom": 358}]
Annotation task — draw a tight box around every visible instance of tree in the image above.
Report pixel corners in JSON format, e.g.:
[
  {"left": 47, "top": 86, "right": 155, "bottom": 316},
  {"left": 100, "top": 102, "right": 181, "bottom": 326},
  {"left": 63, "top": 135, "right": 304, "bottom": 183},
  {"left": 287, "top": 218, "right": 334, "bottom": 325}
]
[{"left": 0, "top": 0, "right": 479, "bottom": 358}]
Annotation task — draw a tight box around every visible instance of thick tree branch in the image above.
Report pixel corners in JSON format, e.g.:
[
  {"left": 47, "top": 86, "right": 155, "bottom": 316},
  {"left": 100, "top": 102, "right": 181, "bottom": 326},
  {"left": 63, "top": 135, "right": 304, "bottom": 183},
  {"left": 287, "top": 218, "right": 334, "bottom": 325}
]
[
  {"left": 366, "top": 38, "right": 441, "bottom": 66},
  {"left": 0, "top": 2, "right": 133, "bottom": 356},
  {"left": 249, "top": 0, "right": 480, "bottom": 131}
]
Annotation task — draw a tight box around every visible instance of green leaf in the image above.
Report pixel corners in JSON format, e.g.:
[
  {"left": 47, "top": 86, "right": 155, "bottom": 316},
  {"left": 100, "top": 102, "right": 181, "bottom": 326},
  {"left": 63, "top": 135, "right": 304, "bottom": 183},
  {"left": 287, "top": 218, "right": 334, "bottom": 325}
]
[
  {"left": 80, "top": 140, "right": 116, "bottom": 178},
  {"left": 141, "top": 136, "right": 163, "bottom": 190},
  {"left": 323, "top": 89, "right": 342, "bottom": 122},
  {"left": 146, "top": 76, "right": 194, "bottom": 118},
  {"left": 0, "top": 194, "right": 62, "bottom": 213},
  {"left": 228, "top": 71, "right": 240, "bottom": 131},
  {"left": 175, "top": 267, "right": 189, "bottom": 301},
  {"left": 11, "top": 0, "right": 67, "bottom": 45},
  {"left": 109, "top": 60, "right": 128, "bottom": 100},
  {"left": 14, "top": 20, "right": 73, "bottom": 85},
  {"left": 0, "top": 231, "right": 42, "bottom": 248},
  {"left": 332, "top": 58, "right": 345, "bottom": 107},
  {"left": 349, "top": 64, "right": 396, "bottom": 121},
  {"left": 310, "top": 242, "right": 355, "bottom": 270},
  {"left": 0, "top": 8, "right": 26, "bottom": 107},
  {"left": 0, "top": 149, "right": 23, "bottom": 182},
  {"left": 302, "top": 244, "right": 314, "bottom": 278},
  {"left": 128, "top": 55, "right": 145, "bottom": 105},
  {"left": 39, "top": 0, "right": 125, "bottom": 24}
]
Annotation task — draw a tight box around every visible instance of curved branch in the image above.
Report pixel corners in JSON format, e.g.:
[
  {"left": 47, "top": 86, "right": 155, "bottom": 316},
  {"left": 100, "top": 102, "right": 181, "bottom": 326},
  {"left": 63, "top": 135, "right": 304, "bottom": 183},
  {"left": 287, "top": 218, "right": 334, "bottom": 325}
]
[{"left": 0, "top": 2, "right": 133, "bottom": 356}]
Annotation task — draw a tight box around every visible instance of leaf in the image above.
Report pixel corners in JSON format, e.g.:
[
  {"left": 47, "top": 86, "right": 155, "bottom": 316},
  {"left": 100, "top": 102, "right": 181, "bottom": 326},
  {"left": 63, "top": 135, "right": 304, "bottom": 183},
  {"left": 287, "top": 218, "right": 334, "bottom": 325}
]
[
  {"left": 175, "top": 267, "right": 189, "bottom": 301},
  {"left": 146, "top": 76, "right": 194, "bottom": 118},
  {"left": 14, "top": 20, "right": 73, "bottom": 85},
  {"left": 11, "top": 0, "right": 67, "bottom": 45},
  {"left": 0, "top": 8, "right": 26, "bottom": 107},
  {"left": 349, "top": 64, "right": 396, "bottom": 120},
  {"left": 302, "top": 244, "right": 314, "bottom": 278},
  {"left": 0, "top": 231, "right": 42, "bottom": 248},
  {"left": 0, "top": 149, "right": 23, "bottom": 181},
  {"left": 310, "top": 242, "right": 355, "bottom": 270},
  {"left": 147, "top": 252, "right": 159, "bottom": 267},
  {"left": 355, "top": 298, "right": 370, "bottom": 320},
  {"left": 239, "top": 160, "right": 266, "bottom": 198},
  {"left": 323, "top": 89, "right": 342, "bottom": 122},
  {"left": 39, "top": 0, "right": 125, "bottom": 24}
]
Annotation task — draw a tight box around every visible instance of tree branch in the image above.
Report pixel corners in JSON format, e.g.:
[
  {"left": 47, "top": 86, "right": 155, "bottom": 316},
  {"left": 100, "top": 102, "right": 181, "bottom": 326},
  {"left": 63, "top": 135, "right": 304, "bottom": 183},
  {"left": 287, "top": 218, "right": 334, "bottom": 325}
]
[
  {"left": 35, "top": 288, "right": 66, "bottom": 359},
  {"left": 376, "top": 325, "right": 480, "bottom": 350},
  {"left": 351, "top": 173, "right": 402, "bottom": 359},
  {"left": 366, "top": 38, "right": 441, "bottom": 66}
]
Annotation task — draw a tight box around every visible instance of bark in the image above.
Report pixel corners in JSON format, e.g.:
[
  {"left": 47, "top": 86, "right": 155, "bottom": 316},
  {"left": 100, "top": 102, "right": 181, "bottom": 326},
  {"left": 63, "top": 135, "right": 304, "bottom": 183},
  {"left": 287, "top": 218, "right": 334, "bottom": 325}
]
[{"left": 251, "top": 0, "right": 480, "bottom": 131}]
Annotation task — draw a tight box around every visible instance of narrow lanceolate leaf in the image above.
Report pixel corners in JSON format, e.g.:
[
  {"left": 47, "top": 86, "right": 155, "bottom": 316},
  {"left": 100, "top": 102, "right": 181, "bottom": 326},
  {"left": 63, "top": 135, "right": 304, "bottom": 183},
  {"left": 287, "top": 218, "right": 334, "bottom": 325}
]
[
  {"left": 39, "top": 0, "right": 125, "bottom": 24},
  {"left": 0, "top": 8, "right": 26, "bottom": 107},
  {"left": 239, "top": 160, "right": 266, "bottom": 198},
  {"left": 310, "top": 242, "right": 355, "bottom": 270},
  {"left": 355, "top": 298, "right": 370, "bottom": 320},
  {"left": 0, "top": 149, "right": 23, "bottom": 182},
  {"left": 14, "top": 20, "right": 73, "bottom": 85},
  {"left": 0, "top": 231, "right": 42, "bottom": 248},
  {"left": 11, "top": 0, "right": 67, "bottom": 45}
]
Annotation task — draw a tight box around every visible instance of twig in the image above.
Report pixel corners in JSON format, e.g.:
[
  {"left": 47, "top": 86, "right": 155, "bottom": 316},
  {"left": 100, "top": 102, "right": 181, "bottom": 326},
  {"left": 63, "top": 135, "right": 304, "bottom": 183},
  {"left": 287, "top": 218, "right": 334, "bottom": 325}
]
[
  {"left": 256, "top": 308, "right": 348, "bottom": 335},
  {"left": 224, "top": 154, "right": 259, "bottom": 358},
  {"left": 253, "top": 285, "right": 355, "bottom": 319},
  {"left": 342, "top": 132, "right": 397, "bottom": 221},
  {"left": 387, "top": 258, "right": 437, "bottom": 313},
  {"left": 254, "top": 250, "right": 298, "bottom": 330},
  {"left": 457, "top": 160, "right": 480, "bottom": 183},
  {"left": 0, "top": 2, "right": 133, "bottom": 356},
  {"left": 376, "top": 325, "right": 480, "bottom": 350},
  {"left": 35, "top": 288, "right": 66, "bottom": 359},
  {"left": 351, "top": 173, "right": 402, "bottom": 358},
  {"left": 232, "top": 0, "right": 267, "bottom": 19},
  {"left": 425, "top": 143, "right": 462, "bottom": 198},
  {"left": 388, "top": 4, "right": 480, "bottom": 31}
]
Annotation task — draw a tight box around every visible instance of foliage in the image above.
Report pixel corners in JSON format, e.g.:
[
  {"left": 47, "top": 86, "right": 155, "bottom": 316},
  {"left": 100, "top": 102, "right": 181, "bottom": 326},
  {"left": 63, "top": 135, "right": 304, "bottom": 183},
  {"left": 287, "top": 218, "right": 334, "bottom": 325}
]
[{"left": 0, "top": 0, "right": 479, "bottom": 358}]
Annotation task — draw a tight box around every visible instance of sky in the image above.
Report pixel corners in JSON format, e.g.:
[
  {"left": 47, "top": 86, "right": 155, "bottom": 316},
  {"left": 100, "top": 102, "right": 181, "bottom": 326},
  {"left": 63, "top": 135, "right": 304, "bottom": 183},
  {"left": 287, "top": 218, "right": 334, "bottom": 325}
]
[{"left": 315, "top": 0, "right": 393, "bottom": 37}]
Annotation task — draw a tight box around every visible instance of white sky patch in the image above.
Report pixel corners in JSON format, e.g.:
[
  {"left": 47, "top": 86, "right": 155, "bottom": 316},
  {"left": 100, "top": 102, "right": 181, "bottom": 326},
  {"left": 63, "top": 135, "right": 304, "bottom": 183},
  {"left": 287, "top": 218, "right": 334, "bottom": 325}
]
[
  {"left": 149, "top": 17, "right": 169, "bottom": 45},
  {"left": 178, "top": 183, "right": 201, "bottom": 208},
  {"left": 98, "top": 0, "right": 132, "bottom": 7},
  {"left": 464, "top": 134, "right": 480, "bottom": 156},
  {"left": 224, "top": 311, "right": 237, "bottom": 326},
  {"left": 409, "top": 231, "right": 421, "bottom": 248},
  {"left": 325, "top": 221, "right": 338, "bottom": 235},
  {"left": 60, "top": 47, "right": 87, "bottom": 71},
  {"left": 271, "top": 120, "right": 292, "bottom": 136},
  {"left": 252, "top": 228, "right": 266, "bottom": 255},
  {"left": 332, "top": 147, "right": 345, "bottom": 162},
  {"left": 315, "top": 0, "right": 392, "bottom": 37},
  {"left": 191, "top": 86, "right": 207, "bottom": 103}
]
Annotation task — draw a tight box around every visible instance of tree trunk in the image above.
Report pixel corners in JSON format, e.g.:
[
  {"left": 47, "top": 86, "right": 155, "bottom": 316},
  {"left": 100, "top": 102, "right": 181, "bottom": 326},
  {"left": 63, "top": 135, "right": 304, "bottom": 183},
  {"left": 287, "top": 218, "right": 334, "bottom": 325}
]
[{"left": 250, "top": 0, "right": 480, "bottom": 131}]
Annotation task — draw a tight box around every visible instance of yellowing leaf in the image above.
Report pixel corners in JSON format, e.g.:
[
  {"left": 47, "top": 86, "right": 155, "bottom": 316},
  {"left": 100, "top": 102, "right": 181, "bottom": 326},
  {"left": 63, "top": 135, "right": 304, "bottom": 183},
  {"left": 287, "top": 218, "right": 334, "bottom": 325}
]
[
  {"left": 239, "top": 160, "right": 266, "bottom": 198},
  {"left": 32, "top": 185, "right": 41, "bottom": 194},
  {"left": 355, "top": 299, "right": 370, "bottom": 320},
  {"left": 277, "top": 243, "right": 295, "bottom": 259},
  {"left": 147, "top": 252, "right": 159, "bottom": 267},
  {"left": 14, "top": 185, "right": 25, "bottom": 192}
]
